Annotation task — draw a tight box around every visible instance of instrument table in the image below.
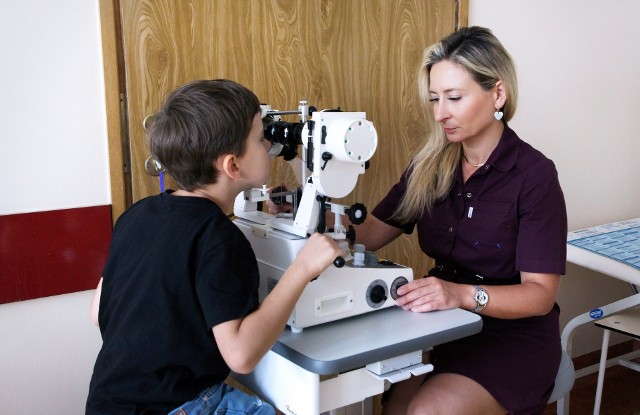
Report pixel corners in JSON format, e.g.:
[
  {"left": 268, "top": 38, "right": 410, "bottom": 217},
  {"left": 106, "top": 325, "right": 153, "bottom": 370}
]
[{"left": 232, "top": 306, "right": 481, "bottom": 414}]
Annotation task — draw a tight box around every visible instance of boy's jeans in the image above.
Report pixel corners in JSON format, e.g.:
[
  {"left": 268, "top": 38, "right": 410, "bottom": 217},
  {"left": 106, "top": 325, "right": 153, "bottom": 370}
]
[{"left": 168, "top": 383, "right": 276, "bottom": 415}]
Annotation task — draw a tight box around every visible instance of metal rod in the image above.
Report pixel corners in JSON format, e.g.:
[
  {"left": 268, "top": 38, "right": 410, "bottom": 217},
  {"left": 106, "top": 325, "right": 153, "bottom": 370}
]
[{"left": 265, "top": 110, "right": 301, "bottom": 116}]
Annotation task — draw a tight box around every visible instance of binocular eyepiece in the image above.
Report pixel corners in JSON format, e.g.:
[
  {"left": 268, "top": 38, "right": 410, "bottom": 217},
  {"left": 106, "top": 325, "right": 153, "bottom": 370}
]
[{"left": 262, "top": 117, "right": 305, "bottom": 161}]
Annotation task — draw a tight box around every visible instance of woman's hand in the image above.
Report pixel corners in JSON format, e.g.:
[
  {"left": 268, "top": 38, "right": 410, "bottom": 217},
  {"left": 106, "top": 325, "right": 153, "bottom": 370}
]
[
  {"left": 266, "top": 184, "right": 294, "bottom": 215},
  {"left": 395, "top": 276, "right": 472, "bottom": 312}
]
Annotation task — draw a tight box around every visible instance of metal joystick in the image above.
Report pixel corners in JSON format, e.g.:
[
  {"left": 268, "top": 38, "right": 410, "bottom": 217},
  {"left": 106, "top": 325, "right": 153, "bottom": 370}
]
[
  {"left": 353, "top": 244, "right": 366, "bottom": 267},
  {"left": 333, "top": 256, "right": 345, "bottom": 268}
]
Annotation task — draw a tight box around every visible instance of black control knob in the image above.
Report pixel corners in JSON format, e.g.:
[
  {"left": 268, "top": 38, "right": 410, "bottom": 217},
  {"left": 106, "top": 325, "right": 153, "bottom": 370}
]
[
  {"left": 346, "top": 203, "right": 367, "bottom": 225},
  {"left": 369, "top": 285, "right": 387, "bottom": 304},
  {"left": 390, "top": 276, "right": 409, "bottom": 300}
]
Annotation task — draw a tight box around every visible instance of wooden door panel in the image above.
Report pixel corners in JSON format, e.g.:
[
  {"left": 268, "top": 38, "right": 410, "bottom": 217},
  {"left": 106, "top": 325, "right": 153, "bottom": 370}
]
[{"left": 119, "top": 0, "right": 459, "bottom": 283}]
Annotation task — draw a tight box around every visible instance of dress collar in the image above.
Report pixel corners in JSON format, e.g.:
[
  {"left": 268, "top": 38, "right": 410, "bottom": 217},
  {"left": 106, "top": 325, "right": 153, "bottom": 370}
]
[{"left": 483, "top": 124, "right": 521, "bottom": 172}]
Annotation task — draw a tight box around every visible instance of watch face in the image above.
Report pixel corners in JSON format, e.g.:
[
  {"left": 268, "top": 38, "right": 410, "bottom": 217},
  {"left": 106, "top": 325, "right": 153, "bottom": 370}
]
[{"left": 475, "top": 289, "right": 489, "bottom": 305}]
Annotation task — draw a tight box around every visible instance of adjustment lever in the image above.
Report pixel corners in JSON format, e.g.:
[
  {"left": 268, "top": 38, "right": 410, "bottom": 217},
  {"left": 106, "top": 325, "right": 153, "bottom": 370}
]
[
  {"left": 345, "top": 203, "right": 367, "bottom": 225},
  {"left": 321, "top": 152, "right": 333, "bottom": 170}
]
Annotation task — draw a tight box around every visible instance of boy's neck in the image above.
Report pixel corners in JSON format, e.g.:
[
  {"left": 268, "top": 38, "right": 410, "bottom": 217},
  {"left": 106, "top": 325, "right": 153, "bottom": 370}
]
[{"left": 173, "top": 185, "right": 236, "bottom": 211}]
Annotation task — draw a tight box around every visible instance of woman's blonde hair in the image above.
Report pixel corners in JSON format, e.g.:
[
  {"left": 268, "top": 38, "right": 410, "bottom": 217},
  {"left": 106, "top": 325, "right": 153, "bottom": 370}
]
[{"left": 392, "top": 26, "right": 518, "bottom": 223}]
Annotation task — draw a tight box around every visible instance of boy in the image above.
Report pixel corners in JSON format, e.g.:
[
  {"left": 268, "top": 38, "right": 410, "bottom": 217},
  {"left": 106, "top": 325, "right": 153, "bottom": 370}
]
[{"left": 86, "top": 80, "right": 342, "bottom": 414}]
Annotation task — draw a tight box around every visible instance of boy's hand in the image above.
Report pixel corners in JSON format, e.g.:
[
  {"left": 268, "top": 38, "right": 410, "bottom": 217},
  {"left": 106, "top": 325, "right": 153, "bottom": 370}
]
[{"left": 294, "top": 233, "right": 343, "bottom": 281}]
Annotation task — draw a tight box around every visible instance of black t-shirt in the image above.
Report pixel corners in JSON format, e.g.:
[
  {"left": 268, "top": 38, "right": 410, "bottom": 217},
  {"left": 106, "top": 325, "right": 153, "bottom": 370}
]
[{"left": 86, "top": 191, "right": 259, "bottom": 414}]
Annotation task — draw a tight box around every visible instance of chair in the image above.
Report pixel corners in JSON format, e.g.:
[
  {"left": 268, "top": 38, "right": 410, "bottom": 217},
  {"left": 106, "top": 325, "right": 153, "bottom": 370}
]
[
  {"left": 553, "top": 313, "right": 580, "bottom": 415},
  {"left": 592, "top": 306, "right": 640, "bottom": 415},
  {"left": 548, "top": 349, "right": 576, "bottom": 405},
  {"left": 555, "top": 290, "right": 640, "bottom": 415}
]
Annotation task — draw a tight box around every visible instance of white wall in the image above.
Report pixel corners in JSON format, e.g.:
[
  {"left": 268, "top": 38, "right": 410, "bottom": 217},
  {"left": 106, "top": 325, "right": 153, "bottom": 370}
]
[
  {"left": 0, "top": 0, "right": 110, "bottom": 215},
  {"left": 0, "top": 291, "right": 103, "bottom": 413},
  {"left": 470, "top": 0, "right": 640, "bottom": 356},
  {"left": 0, "top": 0, "right": 107, "bottom": 413}
]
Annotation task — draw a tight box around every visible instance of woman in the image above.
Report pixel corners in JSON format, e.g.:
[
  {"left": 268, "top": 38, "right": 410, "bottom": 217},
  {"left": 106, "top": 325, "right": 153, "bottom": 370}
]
[{"left": 355, "top": 26, "right": 567, "bottom": 414}]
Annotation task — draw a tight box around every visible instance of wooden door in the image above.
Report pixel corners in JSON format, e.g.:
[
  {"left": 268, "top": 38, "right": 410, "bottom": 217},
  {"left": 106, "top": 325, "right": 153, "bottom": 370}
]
[{"left": 113, "top": 0, "right": 464, "bottom": 277}]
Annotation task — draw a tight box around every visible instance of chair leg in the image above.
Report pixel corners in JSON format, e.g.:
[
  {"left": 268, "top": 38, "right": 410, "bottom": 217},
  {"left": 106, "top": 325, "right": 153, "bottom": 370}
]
[
  {"left": 593, "top": 329, "right": 611, "bottom": 415},
  {"left": 557, "top": 395, "right": 569, "bottom": 415}
]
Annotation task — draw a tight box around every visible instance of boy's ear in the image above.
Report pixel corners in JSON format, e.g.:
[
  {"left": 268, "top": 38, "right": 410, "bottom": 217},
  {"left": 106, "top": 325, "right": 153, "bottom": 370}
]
[{"left": 218, "top": 154, "right": 240, "bottom": 180}]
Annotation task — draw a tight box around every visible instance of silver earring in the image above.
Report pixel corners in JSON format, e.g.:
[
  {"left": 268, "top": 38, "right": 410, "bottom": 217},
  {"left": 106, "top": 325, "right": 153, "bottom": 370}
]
[{"left": 494, "top": 110, "right": 504, "bottom": 121}]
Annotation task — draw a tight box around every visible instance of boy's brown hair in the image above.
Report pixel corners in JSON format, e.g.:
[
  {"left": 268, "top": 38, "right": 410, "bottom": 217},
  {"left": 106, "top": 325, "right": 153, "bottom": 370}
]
[{"left": 149, "top": 79, "right": 261, "bottom": 191}]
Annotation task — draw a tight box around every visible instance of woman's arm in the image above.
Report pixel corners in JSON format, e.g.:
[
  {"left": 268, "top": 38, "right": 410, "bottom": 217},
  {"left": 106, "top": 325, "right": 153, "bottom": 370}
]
[
  {"left": 395, "top": 271, "right": 560, "bottom": 319},
  {"left": 352, "top": 215, "right": 405, "bottom": 251}
]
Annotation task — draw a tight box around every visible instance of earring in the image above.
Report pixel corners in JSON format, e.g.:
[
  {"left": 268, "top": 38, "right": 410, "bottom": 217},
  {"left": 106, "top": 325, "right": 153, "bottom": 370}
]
[{"left": 494, "top": 109, "right": 504, "bottom": 121}]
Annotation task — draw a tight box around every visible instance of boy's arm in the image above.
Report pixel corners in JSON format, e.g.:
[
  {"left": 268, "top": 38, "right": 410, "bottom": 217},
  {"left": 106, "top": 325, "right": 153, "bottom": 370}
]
[
  {"left": 212, "top": 233, "right": 342, "bottom": 374},
  {"left": 90, "top": 277, "right": 103, "bottom": 326}
]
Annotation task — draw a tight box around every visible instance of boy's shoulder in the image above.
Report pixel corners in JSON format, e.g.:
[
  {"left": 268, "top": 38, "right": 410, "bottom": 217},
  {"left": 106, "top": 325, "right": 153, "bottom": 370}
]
[
  {"left": 114, "top": 191, "right": 232, "bottom": 231},
  {"left": 112, "top": 193, "right": 159, "bottom": 226}
]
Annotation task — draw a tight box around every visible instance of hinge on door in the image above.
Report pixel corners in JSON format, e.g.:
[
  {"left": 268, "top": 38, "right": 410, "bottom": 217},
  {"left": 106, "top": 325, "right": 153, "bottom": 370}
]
[{"left": 120, "top": 92, "right": 131, "bottom": 174}]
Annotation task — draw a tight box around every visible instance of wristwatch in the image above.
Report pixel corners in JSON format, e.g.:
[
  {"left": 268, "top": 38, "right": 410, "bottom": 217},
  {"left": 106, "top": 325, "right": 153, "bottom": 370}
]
[{"left": 473, "top": 285, "right": 489, "bottom": 312}]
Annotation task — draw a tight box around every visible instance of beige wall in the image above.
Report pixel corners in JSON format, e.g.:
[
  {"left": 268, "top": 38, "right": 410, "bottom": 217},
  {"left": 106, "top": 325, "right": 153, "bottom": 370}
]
[{"left": 470, "top": 0, "right": 640, "bottom": 356}]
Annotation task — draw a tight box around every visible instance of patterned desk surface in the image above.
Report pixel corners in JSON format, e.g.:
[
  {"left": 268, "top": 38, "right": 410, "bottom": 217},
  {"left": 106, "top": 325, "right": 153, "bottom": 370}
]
[{"left": 568, "top": 218, "right": 640, "bottom": 272}]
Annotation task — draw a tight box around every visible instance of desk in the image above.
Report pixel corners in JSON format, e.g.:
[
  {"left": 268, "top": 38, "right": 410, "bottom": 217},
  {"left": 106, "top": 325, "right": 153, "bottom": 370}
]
[
  {"left": 595, "top": 306, "right": 640, "bottom": 340},
  {"left": 232, "top": 306, "right": 481, "bottom": 415},
  {"left": 559, "top": 218, "right": 640, "bottom": 415},
  {"left": 566, "top": 217, "right": 640, "bottom": 287}
]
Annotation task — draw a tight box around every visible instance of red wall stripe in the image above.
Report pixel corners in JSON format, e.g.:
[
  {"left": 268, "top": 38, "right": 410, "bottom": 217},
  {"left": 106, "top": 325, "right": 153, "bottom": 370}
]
[{"left": 0, "top": 205, "right": 112, "bottom": 304}]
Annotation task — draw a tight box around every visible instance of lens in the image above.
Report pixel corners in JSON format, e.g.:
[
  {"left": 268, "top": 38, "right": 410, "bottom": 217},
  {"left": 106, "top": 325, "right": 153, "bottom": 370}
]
[{"left": 262, "top": 117, "right": 304, "bottom": 161}]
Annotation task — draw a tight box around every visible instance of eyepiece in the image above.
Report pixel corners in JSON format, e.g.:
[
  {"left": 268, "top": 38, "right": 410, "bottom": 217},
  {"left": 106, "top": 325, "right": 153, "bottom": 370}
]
[{"left": 262, "top": 116, "right": 304, "bottom": 161}]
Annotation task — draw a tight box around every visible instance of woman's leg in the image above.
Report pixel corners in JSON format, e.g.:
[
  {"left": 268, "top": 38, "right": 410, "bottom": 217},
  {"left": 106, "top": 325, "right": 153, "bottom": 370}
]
[
  {"left": 407, "top": 373, "right": 507, "bottom": 415},
  {"left": 381, "top": 374, "right": 427, "bottom": 415}
]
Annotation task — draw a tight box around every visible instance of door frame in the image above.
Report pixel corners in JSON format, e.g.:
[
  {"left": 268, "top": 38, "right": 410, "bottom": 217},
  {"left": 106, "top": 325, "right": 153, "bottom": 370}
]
[{"left": 99, "top": 0, "right": 130, "bottom": 225}]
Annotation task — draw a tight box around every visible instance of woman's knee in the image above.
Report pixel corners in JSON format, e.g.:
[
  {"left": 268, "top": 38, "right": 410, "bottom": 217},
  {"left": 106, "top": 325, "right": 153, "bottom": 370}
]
[
  {"left": 405, "top": 388, "right": 449, "bottom": 415},
  {"left": 382, "top": 374, "right": 427, "bottom": 415},
  {"left": 405, "top": 373, "right": 506, "bottom": 415}
]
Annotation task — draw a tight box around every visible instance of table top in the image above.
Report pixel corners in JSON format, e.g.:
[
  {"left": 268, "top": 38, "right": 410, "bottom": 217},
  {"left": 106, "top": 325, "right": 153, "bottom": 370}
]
[
  {"left": 272, "top": 306, "right": 482, "bottom": 375},
  {"left": 567, "top": 218, "right": 640, "bottom": 286},
  {"left": 594, "top": 306, "right": 640, "bottom": 339}
]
